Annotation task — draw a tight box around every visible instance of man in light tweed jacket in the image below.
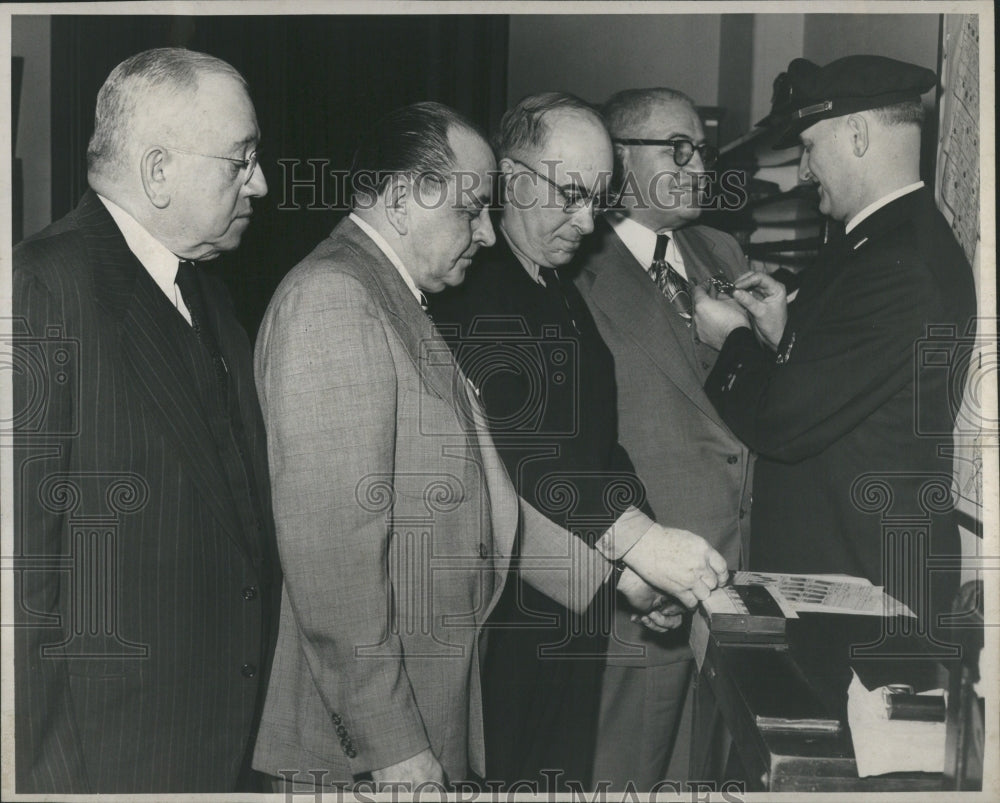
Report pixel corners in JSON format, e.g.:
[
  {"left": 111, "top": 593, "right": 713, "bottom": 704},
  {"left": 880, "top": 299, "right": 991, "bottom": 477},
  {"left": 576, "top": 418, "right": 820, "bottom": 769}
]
[{"left": 251, "top": 102, "right": 727, "bottom": 792}]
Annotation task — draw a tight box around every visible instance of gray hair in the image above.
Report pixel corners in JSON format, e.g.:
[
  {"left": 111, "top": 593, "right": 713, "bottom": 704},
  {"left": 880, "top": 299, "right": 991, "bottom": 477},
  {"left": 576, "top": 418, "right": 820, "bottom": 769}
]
[
  {"left": 87, "top": 47, "right": 247, "bottom": 177},
  {"left": 601, "top": 87, "right": 697, "bottom": 137},
  {"left": 494, "top": 91, "right": 602, "bottom": 160}
]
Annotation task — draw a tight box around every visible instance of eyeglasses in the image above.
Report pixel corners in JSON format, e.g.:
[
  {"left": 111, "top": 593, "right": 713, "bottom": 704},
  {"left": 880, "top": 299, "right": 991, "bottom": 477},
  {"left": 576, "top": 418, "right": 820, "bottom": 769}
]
[
  {"left": 509, "top": 158, "right": 614, "bottom": 214},
  {"left": 165, "top": 146, "right": 259, "bottom": 185},
  {"left": 612, "top": 138, "right": 719, "bottom": 169}
]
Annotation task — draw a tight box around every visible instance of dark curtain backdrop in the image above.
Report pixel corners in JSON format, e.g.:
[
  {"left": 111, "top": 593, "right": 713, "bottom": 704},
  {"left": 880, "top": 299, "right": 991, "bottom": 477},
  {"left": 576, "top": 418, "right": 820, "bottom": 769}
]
[{"left": 51, "top": 14, "right": 509, "bottom": 336}]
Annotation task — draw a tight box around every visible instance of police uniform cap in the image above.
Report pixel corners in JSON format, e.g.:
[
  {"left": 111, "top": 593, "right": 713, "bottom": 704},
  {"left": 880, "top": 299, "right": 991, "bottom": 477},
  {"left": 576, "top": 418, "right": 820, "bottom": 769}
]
[{"left": 758, "top": 55, "right": 938, "bottom": 149}]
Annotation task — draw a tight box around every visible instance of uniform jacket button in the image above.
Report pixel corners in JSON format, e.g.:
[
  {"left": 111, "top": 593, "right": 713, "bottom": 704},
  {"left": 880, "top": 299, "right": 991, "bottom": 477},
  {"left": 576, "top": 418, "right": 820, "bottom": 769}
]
[
  {"left": 727, "top": 454, "right": 739, "bottom": 464},
  {"left": 242, "top": 586, "right": 258, "bottom": 601},
  {"left": 241, "top": 663, "right": 257, "bottom": 678}
]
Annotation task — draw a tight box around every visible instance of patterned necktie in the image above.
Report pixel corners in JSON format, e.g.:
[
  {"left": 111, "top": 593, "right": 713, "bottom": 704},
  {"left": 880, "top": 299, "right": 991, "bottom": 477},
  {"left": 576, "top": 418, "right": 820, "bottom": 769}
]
[
  {"left": 175, "top": 261, "right": 229, "bottom": 390},
  {"left": 649, "top": 233, "right": 692, "bottom": 322}
]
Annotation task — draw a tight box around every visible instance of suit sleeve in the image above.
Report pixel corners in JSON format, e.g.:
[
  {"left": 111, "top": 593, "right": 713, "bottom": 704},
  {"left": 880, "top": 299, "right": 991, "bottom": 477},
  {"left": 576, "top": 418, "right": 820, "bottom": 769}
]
[
  {"left": 13, "top": 265, "right": 91, "bottom": 792},
  {"left": 705, "top": 253, "right": 939, "bottom": 463},
  {"left": 254, "top": 270, "right": 429, "bottom": 774}
]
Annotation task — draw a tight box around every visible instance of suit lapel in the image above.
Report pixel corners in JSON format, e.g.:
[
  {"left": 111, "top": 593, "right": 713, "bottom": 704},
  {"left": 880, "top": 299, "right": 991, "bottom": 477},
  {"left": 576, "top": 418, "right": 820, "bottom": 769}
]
[
  {"left": 79, "top": 191, "right": 247, "bottom": 551},
  {"left": 584, "top": 221, "right": 728, "bottom": 427},
  {"left": 336, "top": 220, "right": 519, "bottom": 587}
]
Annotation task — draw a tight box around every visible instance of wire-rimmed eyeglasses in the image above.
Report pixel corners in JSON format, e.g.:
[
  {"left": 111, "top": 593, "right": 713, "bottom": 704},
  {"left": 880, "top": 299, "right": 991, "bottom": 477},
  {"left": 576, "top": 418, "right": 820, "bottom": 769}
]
[
  {"left": 165, "top": 146, "right": 259, "bottom": 186},
  {"left": 509, "top": 158, "right": 615, "bottom": 215}
]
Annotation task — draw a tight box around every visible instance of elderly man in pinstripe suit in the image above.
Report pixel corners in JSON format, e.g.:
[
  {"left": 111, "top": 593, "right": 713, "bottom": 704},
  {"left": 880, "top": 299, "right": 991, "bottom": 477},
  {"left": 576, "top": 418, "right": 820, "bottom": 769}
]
[{"left": 12, "top": 48, "right": 278, "bottom": 793}]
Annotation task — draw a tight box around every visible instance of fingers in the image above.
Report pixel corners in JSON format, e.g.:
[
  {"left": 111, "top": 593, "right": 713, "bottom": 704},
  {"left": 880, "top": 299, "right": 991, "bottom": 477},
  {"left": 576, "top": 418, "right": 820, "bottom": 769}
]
[
  {"left": 734, "top": 271, "right": 781, "bottom": 294},
  {"left": 687, "top": 576, "right": 713, "bottom": 603},
  {"left": 635, "top": 608, "right": 683, "bottom": 633},
  {"left": 707, "top": 549, "right": 730, "bottom": 581},
  {"left": 671, "top": 588, "right": 699, "bottom": 609}
]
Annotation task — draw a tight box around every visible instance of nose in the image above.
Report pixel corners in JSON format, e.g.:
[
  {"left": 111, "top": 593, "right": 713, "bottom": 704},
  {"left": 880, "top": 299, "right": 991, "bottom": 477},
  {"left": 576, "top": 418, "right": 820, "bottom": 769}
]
[
  {"left": 686, "top": 150, "right": 706, "bottom": 173},
  {"left": 247, "top": 163, "right": 268, "bottom": 198},
  {"left": 571, "top": 204, "right": 596, "bottom": 235},
  {"left": 798, "top": 151, "right": 812, "bottom": 183},
  {"left": 474, "top": 209, "right": 496, "bottom": 247}
]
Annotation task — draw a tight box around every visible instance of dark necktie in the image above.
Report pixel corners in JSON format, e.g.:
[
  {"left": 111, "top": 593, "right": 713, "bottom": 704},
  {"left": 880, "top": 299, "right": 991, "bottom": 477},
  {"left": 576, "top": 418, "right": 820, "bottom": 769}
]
[
  {"left": 538, "top": 266, "right": 581, "bottom": 334},
  {"left": 649, "top": 233, "right": 692, "bottom": 322},
  {"left": 175, "top": 260, "right": 229, "bottom": 390}
]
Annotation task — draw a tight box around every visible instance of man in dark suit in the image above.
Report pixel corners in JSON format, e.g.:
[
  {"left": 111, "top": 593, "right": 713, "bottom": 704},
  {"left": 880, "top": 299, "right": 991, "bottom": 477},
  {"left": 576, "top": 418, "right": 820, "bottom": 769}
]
[
  {"left": 570, "top": 88, "right": 753, "bottom": 790},
  {"left": 430, "top": 92, "right": 730, "bottom": 790},
  {"left": 694, "top": 56, "right": 977, "bottom": 636},
  {"left": 12, "top": 48, "right": 278, "bottom": 793}
]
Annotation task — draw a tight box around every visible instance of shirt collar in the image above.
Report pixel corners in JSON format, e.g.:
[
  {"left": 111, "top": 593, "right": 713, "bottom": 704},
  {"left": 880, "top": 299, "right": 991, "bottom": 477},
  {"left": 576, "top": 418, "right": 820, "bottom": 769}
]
[
  {"left": 349, "top": 212, "right": 424, "bottom": 305},
  {"left": 608, "top": 213, "right": 686, "bottom": 275},
  {"left": 500, "top": 223, "right": 546, "bottom": 285},
  {"left": 97, "top": 194, "right": 183, "bottom": 299},
  {"left": 845, "top": 181, "right": 924, "bottom": 234}
]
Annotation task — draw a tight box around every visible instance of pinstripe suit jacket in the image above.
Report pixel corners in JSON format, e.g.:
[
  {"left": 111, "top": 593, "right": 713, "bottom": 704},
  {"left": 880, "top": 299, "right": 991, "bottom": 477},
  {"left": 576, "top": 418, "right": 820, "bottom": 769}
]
[
  {"left": 572, "top": 218, "right": 752, "bottom": 667},
  {"left": 12, "top": 190, "right": 280, "bottom": 792},
  {"left": 251, "top": 217, "right": 614, "bottom": 784}
]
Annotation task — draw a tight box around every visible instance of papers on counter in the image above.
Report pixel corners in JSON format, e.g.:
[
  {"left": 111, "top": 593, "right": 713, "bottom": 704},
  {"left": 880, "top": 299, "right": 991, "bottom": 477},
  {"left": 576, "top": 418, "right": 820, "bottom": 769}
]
[{"left": 847, "top": 669, "right": 946, "bottom": 776}]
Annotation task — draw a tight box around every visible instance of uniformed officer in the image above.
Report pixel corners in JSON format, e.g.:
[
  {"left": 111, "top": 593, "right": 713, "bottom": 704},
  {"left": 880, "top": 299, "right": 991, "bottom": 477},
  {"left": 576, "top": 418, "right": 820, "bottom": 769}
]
[{"left": 692, "top": 55, "right": 977, "bottom": 633}]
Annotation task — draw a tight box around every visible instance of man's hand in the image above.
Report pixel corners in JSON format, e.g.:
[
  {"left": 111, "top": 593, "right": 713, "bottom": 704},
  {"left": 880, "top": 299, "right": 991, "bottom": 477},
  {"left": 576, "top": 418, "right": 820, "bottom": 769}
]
[
  {"left": 632, "top": 599, "right": 686, "bottom": 633},
  {"left": 621, "top": 524, "right": 729, "bottom": 609},
  {"left": 730, "top": 271, "right": 788, "bottom": 351},
  {"left": 372, "top": 747, "right": 446, "bottom": 788},
  {"left": 692, "top": 284, "right": 751, "bottom": 350},
  {"left": 617, "top": 567, "right": 686, "bottom": 633},
  {"left": 616, "top": 564, "right": 666, "bottom": 612}
]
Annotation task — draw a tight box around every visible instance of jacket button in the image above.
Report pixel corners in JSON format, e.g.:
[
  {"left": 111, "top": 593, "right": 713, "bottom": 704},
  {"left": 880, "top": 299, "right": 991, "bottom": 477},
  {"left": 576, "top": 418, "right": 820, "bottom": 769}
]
[
  {"left": 727, "top": 454, "right": 739, "bottom": 464},
  {"left": 242, "top": 586, "right": 258, "bottom": 601},
  {"left": 241, "top": 663, "right": 257, "bottom": 678},
  {"left": 701, "top": 361, "right": 711, "bottom": 370},
  {"left": 478, "top": 543, "right": 489, "bottom": 559},
  {"left": 346, "top": 747, "right": 357, "bottom": 759}
]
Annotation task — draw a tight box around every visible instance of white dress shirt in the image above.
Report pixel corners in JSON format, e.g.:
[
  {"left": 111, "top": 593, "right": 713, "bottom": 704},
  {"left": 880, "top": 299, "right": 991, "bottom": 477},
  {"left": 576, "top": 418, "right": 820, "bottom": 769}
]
[
  {"left": 349, "top": 212, "right": 425, "bottom": 305},
  {"left": 608, "top": 213, "right": 690, "bottom": 280},
  {"left": 97, "top": 194, "right": 193, "bottom": 325}
]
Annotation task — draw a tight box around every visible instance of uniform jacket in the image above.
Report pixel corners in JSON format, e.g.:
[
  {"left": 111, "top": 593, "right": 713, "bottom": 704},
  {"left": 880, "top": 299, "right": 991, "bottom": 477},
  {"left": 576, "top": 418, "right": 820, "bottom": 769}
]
[
  {"left": 706, "top": 187, "right": 976, "bottom": 618},
  {"left": 251, "top": 217, "right": 612, "bottom": 784},
  {"left": 572, "top": 217, "right": 753, "bottom": 666},
  {"left": 12, "top": 189, "right": 280, "bottom": 793}
]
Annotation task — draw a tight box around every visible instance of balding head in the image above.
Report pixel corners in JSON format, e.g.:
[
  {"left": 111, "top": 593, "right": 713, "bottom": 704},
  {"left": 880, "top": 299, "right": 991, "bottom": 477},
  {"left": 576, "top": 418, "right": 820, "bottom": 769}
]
[
  {"left": 87, "top": 48, "right": 266, "bottom": 260},
  {"left": 87, "top": 48, "right": 247, "bottom": 183},
  {"left": 602, "top": 88, "right": 710, "bottom": 231},
  {"left": 497, "top": 92, "right": 613, "bottom": 268}
]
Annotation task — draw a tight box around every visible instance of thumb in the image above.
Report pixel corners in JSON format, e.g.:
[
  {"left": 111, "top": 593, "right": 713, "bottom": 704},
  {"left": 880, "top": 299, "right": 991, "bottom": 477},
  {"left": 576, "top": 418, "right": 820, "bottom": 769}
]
[
  {"left": 691, "top": 283, "right": 710, "bottom": 304},
  {"left": 731, "top": 288, "right": 763, "bottom": 314}
]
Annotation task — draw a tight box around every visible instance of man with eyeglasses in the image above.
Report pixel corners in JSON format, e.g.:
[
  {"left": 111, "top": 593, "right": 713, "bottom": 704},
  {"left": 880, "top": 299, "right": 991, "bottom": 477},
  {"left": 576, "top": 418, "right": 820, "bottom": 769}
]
[
  {"left": 568, "top": 87, "right": 752, "bottom": 791},
  {"left": 429, "top": 91, "right": 728, "bottom": 791},
  {"left": 13, "top": 48, "right": 277, "bottom": 793}
]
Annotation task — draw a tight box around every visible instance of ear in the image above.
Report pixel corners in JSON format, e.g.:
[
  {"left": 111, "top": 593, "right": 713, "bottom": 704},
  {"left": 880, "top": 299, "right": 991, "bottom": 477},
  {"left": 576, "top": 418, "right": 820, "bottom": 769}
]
[
  {"left": 845, "top": 114, "right": 870, "bottom": 157},
  {"left": 613, "top": 141, "right": 629, "bottom": 171},
  {"left": 383, "top": 174, "right": 410, "bottom": 236},
  {"left": 140, "top": 147, "right": 171, "bottom": 209},
  {"left": 498, "top": 157, "right": 519, "bottom": 201}
]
